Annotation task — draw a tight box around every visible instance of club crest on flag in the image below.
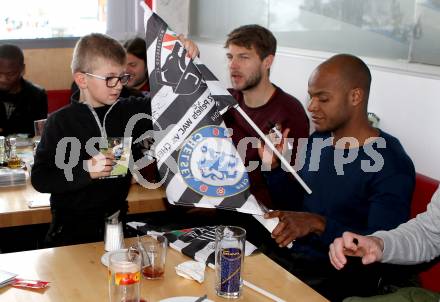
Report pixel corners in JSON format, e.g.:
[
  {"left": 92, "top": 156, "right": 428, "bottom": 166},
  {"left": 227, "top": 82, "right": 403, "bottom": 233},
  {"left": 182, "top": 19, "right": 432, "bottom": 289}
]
[{"left": 178, "top": 126, "right": 250, "bottom": 198}]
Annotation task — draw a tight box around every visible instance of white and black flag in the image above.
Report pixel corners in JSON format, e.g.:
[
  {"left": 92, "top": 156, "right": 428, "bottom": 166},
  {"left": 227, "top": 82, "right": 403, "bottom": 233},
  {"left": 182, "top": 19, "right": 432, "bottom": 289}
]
[
  {"left": 139, "top": 226, "right": 257, "bottom": 267},
  {"left": 142, "top": 6, "right": 265, "bottom": 215}
]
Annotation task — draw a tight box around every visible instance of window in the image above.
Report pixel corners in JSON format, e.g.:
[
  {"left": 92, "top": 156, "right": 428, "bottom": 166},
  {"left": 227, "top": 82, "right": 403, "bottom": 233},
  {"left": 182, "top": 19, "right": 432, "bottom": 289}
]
[
  {"left": 189, "top": 0, "right": 440, "bottom": 66},
  {"left": 0, "top": 0, "right": 107, "bottom": 40}
]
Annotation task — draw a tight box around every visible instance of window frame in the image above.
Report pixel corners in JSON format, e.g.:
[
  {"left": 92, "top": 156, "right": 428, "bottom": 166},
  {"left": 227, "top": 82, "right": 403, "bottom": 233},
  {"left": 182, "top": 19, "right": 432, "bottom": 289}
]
[{"left": 0, "top": 38, "right": 79, "bottom": 49}]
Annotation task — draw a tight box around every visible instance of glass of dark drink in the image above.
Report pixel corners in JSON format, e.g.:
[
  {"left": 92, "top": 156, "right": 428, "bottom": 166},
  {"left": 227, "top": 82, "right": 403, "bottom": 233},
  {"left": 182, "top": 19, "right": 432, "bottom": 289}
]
[{"left": 138, "top": 235, "right": 168, "bottom": 279}]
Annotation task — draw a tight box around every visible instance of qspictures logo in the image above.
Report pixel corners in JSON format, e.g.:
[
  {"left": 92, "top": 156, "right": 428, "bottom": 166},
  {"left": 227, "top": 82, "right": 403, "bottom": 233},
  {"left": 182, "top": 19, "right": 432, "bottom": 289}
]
[{"left": 52, "top": 115, "right": 387, "bottom": 185}]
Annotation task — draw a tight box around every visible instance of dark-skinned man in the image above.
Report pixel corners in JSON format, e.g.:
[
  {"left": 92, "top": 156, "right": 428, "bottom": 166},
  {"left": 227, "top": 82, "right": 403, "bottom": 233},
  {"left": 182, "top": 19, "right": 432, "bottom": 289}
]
[
  {"left": 0, "top": 44, "right": 47, "bottom": 136},
  {"left": 260, "top": 54, "right": 415, "bottom": 301}
]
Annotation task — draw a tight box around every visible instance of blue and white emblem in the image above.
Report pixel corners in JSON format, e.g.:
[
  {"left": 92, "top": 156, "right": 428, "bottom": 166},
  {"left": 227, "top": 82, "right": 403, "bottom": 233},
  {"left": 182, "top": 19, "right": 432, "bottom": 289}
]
[{"left": 178, "top": 126, "right": 250, "bottom": 197}]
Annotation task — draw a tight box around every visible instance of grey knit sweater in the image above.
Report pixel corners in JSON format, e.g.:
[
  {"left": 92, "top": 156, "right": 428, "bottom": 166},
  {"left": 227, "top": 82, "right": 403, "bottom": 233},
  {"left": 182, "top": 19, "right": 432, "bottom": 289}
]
[{"left": 373, "top": 186, "right": 440, "bottom": 265}]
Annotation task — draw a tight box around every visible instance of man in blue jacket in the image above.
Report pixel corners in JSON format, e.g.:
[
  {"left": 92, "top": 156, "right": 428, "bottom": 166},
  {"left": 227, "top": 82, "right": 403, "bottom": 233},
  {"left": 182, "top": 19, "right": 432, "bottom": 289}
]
[{"left": 261, "top": 54, "right": 415, "bottom": 301}]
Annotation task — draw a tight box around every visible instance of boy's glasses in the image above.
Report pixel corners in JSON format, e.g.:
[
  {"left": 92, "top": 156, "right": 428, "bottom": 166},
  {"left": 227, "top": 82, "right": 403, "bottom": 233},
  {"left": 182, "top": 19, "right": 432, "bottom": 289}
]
[{"left": 84, "top": 72, "right": 131, "bottom": 88}]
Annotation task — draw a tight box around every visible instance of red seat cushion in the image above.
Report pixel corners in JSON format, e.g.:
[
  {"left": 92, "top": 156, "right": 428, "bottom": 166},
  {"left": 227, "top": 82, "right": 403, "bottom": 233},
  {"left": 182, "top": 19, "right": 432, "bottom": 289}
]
[
  {"left": 411, "top": 173, "right": 440, "bottom": 292},
  {"left": 47, "top": 90, "right": 71, "bottom": 113}
]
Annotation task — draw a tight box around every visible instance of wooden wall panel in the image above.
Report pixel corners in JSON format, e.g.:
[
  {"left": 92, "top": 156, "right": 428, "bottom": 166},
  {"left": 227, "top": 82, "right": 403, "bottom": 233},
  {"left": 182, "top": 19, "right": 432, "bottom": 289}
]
[{"left": 23, "top": 48, "right": 74, "bottom": 90}]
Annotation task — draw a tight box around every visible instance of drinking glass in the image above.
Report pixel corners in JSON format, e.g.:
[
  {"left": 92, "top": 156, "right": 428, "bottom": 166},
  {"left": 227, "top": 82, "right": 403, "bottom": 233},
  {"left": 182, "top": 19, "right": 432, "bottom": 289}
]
[
  {"left": 215, "top": 226, "right": 246, "bottom": 299},
  {"left": 138, "top": 235, "right": 168, "bottom": 279},
  {"left": 108, "top": 249, "right": 141, "bottom": 302}
]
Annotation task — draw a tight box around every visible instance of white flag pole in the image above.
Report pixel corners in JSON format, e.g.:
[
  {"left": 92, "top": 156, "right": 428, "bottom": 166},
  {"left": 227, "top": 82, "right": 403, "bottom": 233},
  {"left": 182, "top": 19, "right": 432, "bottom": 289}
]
[{"left": 233, "top": 104, "right": 312, "bottom": 194}]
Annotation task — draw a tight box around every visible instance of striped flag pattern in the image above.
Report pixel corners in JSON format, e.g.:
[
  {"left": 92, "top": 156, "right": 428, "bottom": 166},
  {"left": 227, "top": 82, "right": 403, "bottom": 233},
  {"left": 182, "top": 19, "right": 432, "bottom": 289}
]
[
  {"left": 140, "top": 226, "right": 257, "bottom": 267},
  {"left": 143, "top": 7, "right": 264, "bottom": 216}
]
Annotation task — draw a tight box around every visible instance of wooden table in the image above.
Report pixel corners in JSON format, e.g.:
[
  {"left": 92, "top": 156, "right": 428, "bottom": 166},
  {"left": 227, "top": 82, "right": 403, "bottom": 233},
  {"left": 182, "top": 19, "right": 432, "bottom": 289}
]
[
  {"left": 0, "top": 182, "right": 167, "bottom": 228},
  {"left": 0, "top": 239, "right": 327, "bottom": 302}
]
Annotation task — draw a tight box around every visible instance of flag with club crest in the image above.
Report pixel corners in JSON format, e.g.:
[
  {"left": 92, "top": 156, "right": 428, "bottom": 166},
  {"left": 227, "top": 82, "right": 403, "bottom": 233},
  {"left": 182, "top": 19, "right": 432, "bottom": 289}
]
[{"left": 141, "top": 4, "right": 265, "bottom": 215}]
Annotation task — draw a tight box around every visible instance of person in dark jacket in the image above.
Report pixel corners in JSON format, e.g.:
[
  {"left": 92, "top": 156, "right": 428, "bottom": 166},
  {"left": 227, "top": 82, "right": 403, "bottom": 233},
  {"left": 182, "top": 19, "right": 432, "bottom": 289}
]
[
  {"left": 31, "top": 33, "right": 198, "bottom": 247},
  {"left": 0, "top": 44, "right": 47, "bottom": 136}
]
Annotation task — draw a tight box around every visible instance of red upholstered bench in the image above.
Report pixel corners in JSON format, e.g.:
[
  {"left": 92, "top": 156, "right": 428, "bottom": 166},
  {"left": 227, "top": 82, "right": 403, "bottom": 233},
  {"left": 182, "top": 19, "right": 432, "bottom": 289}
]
[
  {"left": 411, "top": 173, "right": 440, "bottom": 292},
  {"left": 47, "top": 89, "right": 71, "bottom": 113}
]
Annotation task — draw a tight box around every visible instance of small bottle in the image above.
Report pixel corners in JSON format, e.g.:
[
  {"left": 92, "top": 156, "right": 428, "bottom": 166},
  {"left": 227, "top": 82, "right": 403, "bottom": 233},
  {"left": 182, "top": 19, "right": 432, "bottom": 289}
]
[
  {"left": 0, "top": 136, "right": 6, "bottom": 166},
  {"left": 33, "top": 139, "right": 40, "bottom": 156},
  {"left": 7, "top": 137, "right": 22, "bottom": 169}
]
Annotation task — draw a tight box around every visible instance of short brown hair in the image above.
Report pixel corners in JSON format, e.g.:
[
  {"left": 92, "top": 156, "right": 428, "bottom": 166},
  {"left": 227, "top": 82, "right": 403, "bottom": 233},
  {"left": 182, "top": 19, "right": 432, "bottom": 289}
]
[
  {"left": 71, "top": 33, "right": 126, "bottom": 73},
  {"left": 225, "top": 24, "right": 276, "bottom": 60}
]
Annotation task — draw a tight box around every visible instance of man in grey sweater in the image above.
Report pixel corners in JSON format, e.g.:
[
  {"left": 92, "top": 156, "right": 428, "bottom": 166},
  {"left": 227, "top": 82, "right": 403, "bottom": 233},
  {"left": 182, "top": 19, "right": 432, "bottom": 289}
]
[{"left": 329, "top": 186, "right": 440, "bottom": 301}]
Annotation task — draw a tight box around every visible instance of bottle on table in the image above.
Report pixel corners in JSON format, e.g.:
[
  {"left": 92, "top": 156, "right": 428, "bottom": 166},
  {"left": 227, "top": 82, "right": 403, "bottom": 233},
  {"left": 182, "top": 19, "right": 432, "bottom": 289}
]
[
  {"left": 0, "top": 136, "right": 6, "bottom": 166},
  {"left": 7, "top": 137, "right": 22, "bottom": 169}
]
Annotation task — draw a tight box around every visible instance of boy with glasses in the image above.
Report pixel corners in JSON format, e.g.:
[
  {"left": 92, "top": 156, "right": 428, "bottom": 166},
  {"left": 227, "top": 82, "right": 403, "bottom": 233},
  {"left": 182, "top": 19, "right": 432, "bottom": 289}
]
[
  {"left": 82, "top": 72, "right": 131, "bottom": 88},
  {"left": 31, "top": 33, "right": 198, "bottom": 247},
  {"left": 70, "top": 64, "right": 143, "bottom": 102}
]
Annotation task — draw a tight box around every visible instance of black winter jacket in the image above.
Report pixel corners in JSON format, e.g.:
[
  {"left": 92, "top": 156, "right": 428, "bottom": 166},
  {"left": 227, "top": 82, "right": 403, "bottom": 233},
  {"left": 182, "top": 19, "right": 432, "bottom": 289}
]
[{"left": 31, "top": 96, "right": 152, "bottom": 217}]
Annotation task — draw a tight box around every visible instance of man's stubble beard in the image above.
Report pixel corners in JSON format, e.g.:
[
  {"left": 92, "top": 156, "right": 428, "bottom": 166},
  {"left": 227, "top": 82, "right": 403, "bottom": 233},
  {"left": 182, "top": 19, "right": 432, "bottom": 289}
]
[
  {"left": 130, "top": 74, "right": 148, "bottom": 89},
  {"left": 236, "top": 70, "right": 262, "bottom": 92}
]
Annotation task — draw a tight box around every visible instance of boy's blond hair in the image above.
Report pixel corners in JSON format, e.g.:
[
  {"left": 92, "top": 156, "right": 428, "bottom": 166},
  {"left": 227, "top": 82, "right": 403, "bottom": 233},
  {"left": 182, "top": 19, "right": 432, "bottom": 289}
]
[{"left": 71, "top": 33, "right": 126, "bottom": 73}]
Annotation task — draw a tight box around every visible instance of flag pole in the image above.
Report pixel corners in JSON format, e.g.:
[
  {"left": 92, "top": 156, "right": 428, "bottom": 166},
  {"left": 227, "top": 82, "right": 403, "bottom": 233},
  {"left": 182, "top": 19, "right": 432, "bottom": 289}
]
[{"left": 233, "top": 104, "right": 312, "bottom": 194}]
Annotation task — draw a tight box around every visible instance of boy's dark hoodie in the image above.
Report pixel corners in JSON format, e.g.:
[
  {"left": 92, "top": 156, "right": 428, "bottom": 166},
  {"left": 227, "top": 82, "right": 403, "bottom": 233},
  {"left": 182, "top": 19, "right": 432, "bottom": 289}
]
[{"left": 31, "top": 95, "right": 152, "bottom": 245}]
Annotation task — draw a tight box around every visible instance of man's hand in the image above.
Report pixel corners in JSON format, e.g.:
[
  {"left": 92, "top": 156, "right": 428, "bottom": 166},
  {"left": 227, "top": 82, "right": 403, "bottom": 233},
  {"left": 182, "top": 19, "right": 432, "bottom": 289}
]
[
  {"left": 329, "top": 232, "right": 384, "bottom": 270},
  {"left": 178, "top": 34, "right": 199, "bottom": 59},
  {"left": 87, "top": 151, "right": 115, "bottom": 179},
  {"left": 258, "top": 128, "right": 290, "bottom": 170},
  {"left": 264, "top": 210, "right": 326, "bottom": 247}
]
